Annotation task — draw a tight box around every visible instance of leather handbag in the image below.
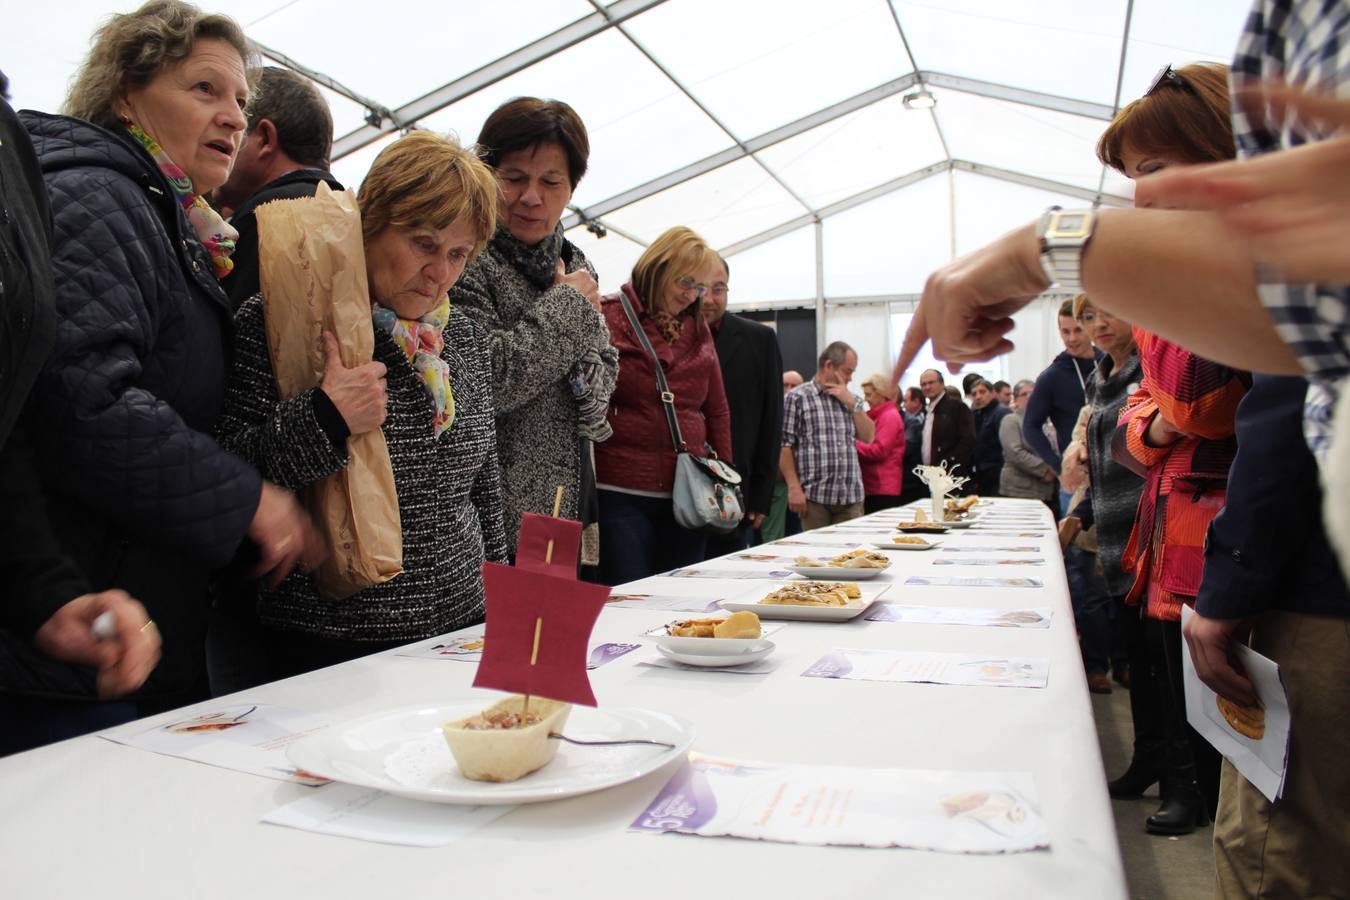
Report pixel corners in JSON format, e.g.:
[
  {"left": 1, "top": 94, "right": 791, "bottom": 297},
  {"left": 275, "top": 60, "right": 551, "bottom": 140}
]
[{"left": 616, "top": 292, "right": 745, "bottom": 535}]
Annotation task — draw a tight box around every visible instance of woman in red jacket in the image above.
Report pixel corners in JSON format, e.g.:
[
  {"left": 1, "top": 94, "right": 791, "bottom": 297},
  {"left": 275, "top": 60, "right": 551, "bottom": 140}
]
[
  {"left": 856, "top": 374, "right": 905, "bottom": 512},
  {"left": 596, "top": 227, "right": 732, "bottom": 585},
  {"left": 1098, "top": 62, "right": 1247, "bottom": 837}
]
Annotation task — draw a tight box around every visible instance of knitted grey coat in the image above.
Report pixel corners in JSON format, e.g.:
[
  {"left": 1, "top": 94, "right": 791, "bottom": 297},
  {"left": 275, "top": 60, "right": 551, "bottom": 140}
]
[
  {"left": 216, "top": 296, "right": 509, "bottom": 641},
  {"left": 452, "top": 241, "right": 617, "bottom": 557},
  {"left": 1081, "top": 351, "right": 1145, "bottom": 597}
]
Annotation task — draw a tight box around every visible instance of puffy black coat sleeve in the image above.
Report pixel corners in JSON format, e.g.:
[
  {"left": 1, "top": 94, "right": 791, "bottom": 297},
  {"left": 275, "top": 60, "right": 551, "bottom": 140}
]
[{"left": 28, "top": 171, "right": 261, "bottom": 568}]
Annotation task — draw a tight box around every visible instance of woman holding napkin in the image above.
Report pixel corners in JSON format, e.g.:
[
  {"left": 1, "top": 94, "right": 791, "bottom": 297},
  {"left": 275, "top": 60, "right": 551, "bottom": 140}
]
[
  {"left": 215, "top": 131, "right": 508, "bottom": 681},
  {"left": 453, "top": 98, "right": 618, "bottom": 570}
]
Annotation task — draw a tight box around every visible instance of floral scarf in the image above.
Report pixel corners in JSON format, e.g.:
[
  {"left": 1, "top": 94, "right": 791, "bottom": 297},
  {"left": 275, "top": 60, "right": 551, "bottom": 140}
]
[
  {"left": 124, "top": 124, "right": 238, "bottom": 279},
  {"left": 371, "top": 297, "right": 456, "bottom": 437}
]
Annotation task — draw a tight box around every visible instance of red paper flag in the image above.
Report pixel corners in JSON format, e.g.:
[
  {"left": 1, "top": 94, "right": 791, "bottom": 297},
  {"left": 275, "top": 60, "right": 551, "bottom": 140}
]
[
  {"left": 515, "top": 512, "right": 582, "bottom": 579},
  {"left": 473, "top": 562, "right": 611, "bottom": 706}
]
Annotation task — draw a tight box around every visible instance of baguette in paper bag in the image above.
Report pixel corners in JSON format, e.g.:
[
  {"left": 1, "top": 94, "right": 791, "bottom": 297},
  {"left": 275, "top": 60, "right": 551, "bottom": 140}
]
[{"left": 256, "top": 183, "right": 403, "bottom": 599}]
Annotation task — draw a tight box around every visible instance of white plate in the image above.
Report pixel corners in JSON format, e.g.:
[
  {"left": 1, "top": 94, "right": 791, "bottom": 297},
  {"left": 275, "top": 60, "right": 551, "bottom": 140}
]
[
  {"left": 886, "top": 539, "right": 940, "bottom": 551},
  {"left": 286, "top": 703, "right": 694, "bottom": 805},
  {"left": 787, "top": 565, "right": 886, "bottom": 579},
  {"left": 942, "top": 518, "right": 977, "bottom": 529},
  {"left": 719, "top": 581, "right": 889, "bottom": 622},
  {"left": 656, "top": 634, "right": 774, "bottom": 655},
  {"left": 656, "top": 640, "right": 775, "bottom": 668}
]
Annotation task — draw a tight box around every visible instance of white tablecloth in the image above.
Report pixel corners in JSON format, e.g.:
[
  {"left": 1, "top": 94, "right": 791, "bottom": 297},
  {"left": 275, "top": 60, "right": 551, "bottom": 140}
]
[{"left": 0, "top": 498, "right": 1125, "bottom": 899}]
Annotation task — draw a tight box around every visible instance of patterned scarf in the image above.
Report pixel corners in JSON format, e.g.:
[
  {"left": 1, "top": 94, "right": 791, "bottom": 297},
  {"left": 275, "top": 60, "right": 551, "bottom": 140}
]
[
  {"left": 371, "top": 297, "right": 455, "bottom": 437},
  {"left": 489, "top": 222, "right": 564, "bottom": 289},
  {"left": 648, "top": 306, "right": 685, "bottom": 344},
  {"left": 124, "top": 123, "right": 238, "bottom": 279}
]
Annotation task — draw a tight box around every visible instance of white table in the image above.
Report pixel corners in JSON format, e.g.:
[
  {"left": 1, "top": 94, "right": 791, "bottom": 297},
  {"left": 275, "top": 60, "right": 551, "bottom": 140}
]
[{"left": 0, "top": 499, "right": 1126, "bottom": 899}]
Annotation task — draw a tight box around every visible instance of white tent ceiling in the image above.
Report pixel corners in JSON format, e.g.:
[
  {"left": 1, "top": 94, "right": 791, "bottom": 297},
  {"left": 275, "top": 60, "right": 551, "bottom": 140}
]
[{"left": 6, "top": 0, "right": 1254, "bottom": 313}]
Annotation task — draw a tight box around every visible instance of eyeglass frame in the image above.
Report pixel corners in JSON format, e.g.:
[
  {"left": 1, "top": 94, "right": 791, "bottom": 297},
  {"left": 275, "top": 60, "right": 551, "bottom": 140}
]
[
  {"left": 675, "top": 275, "right": 709, "bottom": 299},
  {"left": 1145, "top": 64, "right": 1196, "bottom": 97}
]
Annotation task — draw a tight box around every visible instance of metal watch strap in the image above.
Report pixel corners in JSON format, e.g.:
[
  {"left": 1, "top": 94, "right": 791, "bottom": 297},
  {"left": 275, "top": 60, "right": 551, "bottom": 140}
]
[{"left": 1038, "top": 206, "right": 1094, "bottom": 292}]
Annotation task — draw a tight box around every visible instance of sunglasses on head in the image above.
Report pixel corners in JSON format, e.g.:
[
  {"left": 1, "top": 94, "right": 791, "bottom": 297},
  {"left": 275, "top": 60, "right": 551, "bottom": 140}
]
[{"left": 1145, "top": 64, "right": 1196, "bottom": 97}]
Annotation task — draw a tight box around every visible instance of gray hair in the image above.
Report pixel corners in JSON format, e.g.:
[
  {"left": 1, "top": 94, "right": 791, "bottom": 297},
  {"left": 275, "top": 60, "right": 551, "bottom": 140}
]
[
  {"left": 818, "top": 340, "right": 853, "bottom": 368},
  {"left": 1013, "top": 379, "right": 1035, "bottom": 395}
]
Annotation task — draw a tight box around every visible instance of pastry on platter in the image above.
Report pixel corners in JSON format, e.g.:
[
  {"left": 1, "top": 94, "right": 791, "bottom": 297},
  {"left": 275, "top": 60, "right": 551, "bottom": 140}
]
[
  {"left": 827, "top": 549, "right": 890, "bottom": 569},
  {"left": 761, "top": 581, "right": 859, "bottom": 606},
  {"left": 946, "top": 495, "right": 980, "bottom": 513},
  {"left": 441, "top": 695, "right": 572, "bottom": 783},
  {"left": 667, "top": 611, "right": 762, "bottom": 639},
  {"left": 891, "top": 535, "right": 931, "bottom": 545}
]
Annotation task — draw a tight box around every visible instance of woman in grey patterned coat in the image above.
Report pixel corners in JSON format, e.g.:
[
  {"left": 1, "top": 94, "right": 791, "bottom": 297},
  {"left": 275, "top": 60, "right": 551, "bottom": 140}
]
[
  {"left": 453, "top": 98, "right": 617, "bottom": 566},
  {"left": 215, "top": 132, "right": 507, "bottom": 682}
]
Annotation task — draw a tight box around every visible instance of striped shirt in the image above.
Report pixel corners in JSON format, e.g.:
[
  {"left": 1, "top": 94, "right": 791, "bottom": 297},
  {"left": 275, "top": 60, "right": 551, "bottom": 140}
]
[
  {"left": 1231, "top": 0, "right": 1350, "bottom": 461},
  {"left": 782, "top": 380, "right": 864, "bottom": 505}
]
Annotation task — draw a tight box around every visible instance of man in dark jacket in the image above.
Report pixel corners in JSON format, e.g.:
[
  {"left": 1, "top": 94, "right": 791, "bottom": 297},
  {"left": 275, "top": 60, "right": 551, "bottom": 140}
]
[
  {"left": 0, "top": 82, "right": 159, "bottom": 753},
  {"left": 1023, "top": 300, "right": 1102, "bottom": 503},
  {"left": 703, "top": 256, "right": 783, "bottom": 554},
  {"left": 899, "top": 386, "right": 927, "bottom": 504},
  {"left": 213, "top": 67, "right": 342, "bottom": 310},
  {"left": 1186, "top": 375, "right": 1350, "bottom": 898},
  {"left": 970, "top": 378, "right": 1010, "bottom": 496},
  {"left": 918, "top": 369, "right": 975, "bottom": 487}
]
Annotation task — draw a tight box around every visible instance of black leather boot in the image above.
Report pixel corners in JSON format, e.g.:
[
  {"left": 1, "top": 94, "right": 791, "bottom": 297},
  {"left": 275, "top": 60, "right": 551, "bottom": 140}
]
[
  {"left": 1108, "top": 750, "right": 1165, "bottom": 799},
  {"left": 1146, "top": 765, "right": 1210, "bottom": 835}
]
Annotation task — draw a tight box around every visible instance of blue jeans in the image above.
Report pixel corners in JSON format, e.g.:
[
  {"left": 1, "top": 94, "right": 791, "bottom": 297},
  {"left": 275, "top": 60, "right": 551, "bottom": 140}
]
[{"left": 598, "top": 490, "right": 708, "bottom": 586}]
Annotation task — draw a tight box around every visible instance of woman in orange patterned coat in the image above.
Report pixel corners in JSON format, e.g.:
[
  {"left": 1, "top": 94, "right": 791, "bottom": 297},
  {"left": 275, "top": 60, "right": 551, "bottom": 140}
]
[{"left": 1097, "top": 62, "right": 1249, "bottom": 837}]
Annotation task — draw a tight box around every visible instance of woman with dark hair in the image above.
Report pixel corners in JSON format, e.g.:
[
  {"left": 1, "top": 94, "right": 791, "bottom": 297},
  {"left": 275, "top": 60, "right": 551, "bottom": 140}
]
[
  {"left": 215, "top": 131, "right": 506, "bottom": 682},
  {"left": 596, "top": 226, "right": 732, "bottom": 584},
  {"left": 1095, "top": 62, "right": 1247, "bottom": 836},
  {"left": 19, "top": 0, "right": 317, "bottom": 712},
  {"left": 453, "top": 97, "right": 617, "bottom": 566}
]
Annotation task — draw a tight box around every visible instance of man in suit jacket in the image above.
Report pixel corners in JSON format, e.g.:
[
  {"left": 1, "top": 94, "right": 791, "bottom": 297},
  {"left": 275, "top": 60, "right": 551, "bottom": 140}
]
[
  {"left": 918, "top": 369, "right": 975, "bottom": 488},
  {"left": 703, "top": 257, "right": 784, "bottom": 554}
]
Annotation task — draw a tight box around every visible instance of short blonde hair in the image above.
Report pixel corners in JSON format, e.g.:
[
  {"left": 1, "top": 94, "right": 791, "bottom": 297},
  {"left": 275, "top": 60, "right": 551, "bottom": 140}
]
[
  {"left": 358, "top": 131, "right": 500, "bottom": 263},
  {"left": 1071, "top": 293, "right": 1094, "bottom": 320},
  {"left": 632, "top": 226, "right": 719, "bottom": 318},
  {"left": 65, "top": 0, "right": 258, "bottom": 131},
  {"left": 860, "top": 373, "right": 896, "bottom": 400}
]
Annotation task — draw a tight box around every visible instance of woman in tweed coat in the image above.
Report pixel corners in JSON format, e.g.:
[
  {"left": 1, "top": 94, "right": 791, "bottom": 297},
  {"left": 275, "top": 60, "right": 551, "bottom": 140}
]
[
  {"left": 215, "top": 132, "right": 508, "bottom": 682},
  {"left": 453, "top": 98, "right": 617, "bottom": 567}
]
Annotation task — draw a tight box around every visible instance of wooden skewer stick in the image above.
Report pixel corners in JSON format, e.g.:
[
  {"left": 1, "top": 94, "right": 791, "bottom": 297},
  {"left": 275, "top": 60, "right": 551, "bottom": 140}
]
[
  {"left": 522, "top": 616, "right": 544, "bottom": 720},
  {"left": 545, "top": 484, "right": 565, "bottom": 563}
]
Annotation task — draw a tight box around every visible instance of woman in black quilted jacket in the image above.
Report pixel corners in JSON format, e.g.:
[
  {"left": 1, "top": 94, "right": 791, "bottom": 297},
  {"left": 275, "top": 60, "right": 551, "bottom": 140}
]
[
  {"left": 19, "top": 1, "right": 319, "bottom": 711},
  {"left": 214, "top": 132, "right": 509, "bottom": 683}
]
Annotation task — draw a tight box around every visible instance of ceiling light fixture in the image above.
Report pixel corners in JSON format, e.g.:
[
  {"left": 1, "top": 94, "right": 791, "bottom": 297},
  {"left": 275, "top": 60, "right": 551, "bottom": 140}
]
[{"left": 902, "top": 89, "right": 937, "bottom": 110}]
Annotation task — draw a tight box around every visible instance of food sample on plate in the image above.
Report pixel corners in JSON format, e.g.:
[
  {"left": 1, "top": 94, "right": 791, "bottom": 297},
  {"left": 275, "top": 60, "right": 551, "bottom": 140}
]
[
  {"left": 760, "top": 581, "right": 861, "bottom": 606},
  {"left": 891, "top": 535, "right": 932, "bottom": 546},
  {"left": 793, "top": 549, "right": 891, "bottom": 569},
  {"left": 666, "top": 610, "right": 763, "bottom": 639},
  {"left": 894, "top": 518, "right": 948, "bottom": 533},
  {"left": 1216, "top": 695, "right": 1266, "bottom": 740},
  {"left": 945, "top": 496, "right": 980, "bottom": 513},
  {"left": 441, "top": 695, "right": 571, "bottom": 783}
]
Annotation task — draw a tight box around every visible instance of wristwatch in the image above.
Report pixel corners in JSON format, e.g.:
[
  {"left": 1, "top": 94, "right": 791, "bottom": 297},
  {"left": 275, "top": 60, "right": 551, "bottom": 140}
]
[
  {"left": 853, "top": 397, "right": 866, "bottom": 413},
  {"left": 1037, "top": 206, "right": 1096, "bottom": 292}
]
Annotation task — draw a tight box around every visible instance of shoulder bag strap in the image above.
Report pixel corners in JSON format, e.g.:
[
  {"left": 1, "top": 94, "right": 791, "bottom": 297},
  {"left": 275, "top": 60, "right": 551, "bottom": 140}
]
[{"left": 616, "top": 291, "right": 687, "bottom": 453}]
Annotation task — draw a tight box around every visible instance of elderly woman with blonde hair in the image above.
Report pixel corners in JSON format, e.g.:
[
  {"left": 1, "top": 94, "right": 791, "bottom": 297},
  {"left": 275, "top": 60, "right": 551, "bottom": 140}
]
[
  {"left": 595, "top": 226, "right": 732, "bottom": 584},
  {"left": 855, "top": 374, "right": 906, "bottom": 512},
  {"left": 215, "top": 131, "right": 508, "bottom": 683},
  {"left": 20, "top": 0, "right": 318, "bottom": 711}
]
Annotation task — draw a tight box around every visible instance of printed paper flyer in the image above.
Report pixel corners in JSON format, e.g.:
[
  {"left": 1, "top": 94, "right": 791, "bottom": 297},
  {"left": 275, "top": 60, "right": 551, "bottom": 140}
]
[
  {"left": 631, "top": 754, "right": 1048, "bottom": 853},
  {"left": 802, "top": 648, "right": 1050, "bottom": 688}
]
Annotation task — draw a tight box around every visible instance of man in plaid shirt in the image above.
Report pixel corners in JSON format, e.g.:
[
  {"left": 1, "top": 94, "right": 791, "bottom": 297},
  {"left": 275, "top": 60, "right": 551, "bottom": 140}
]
[{"left": 780, "top": 341, "right": 875, "bottom": 530}]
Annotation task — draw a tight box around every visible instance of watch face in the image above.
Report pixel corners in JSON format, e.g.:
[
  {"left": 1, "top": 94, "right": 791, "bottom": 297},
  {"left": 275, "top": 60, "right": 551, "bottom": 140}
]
[{"left": 1049, "top": 211, "right": 1092, "bottom": 239}]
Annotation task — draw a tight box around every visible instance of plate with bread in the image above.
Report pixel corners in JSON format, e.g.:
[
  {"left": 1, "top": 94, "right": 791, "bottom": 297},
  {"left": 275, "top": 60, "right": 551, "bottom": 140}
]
[
  {"left": 788, "top": 548, "right": 891, "bottom": 579},
  {"left": 889, "top": 535, "right": 940, "bottom": 550},
  {"left": 652, "top": 610, "right": 777, "bottom": 667},
  {"left": 719, "top": 580, "right": 889, "bottom": 621}
]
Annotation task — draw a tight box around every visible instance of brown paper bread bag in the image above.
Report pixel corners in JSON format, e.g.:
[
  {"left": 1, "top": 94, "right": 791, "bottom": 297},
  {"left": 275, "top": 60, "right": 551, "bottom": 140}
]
[{"left": 256, "top": 182, "right": 403, "bottom": 599}]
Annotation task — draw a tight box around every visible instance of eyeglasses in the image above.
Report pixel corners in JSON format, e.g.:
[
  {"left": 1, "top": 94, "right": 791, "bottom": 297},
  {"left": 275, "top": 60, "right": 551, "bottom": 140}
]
[
  {"left": 1145, "top": 64, "right": 1196, "bottom": 97},
  {"left": 1078, "top": 311, "right": 1098, "bottom": 324},
  {"left": 709, "top": 283, "right": 729, "bottom": 298},
  {"left": 675, "top": 276, "right": 708, "bottom": 299}
]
